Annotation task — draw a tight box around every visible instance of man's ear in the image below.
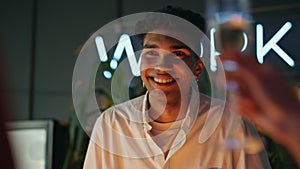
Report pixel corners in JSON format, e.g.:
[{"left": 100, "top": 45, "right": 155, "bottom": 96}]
[{"left": 194, "top": 59, "right": 204, "bottom": 78}]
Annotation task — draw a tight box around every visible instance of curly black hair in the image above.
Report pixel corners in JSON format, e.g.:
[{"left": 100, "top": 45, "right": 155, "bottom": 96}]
[
  {"left": 154, "top": 5, "right": 206, "bottom": 32},
  {"left": 131, "top": 5, "right": 207, "bottom": 60},
  {"left": 135, "top": 5, "right": 206, "bottom": 41}
]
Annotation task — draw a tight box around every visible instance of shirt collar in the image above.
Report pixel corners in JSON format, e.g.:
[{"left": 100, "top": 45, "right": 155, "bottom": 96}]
[{"left": 142, "top": 89, "right": 200, "bottom": 134}]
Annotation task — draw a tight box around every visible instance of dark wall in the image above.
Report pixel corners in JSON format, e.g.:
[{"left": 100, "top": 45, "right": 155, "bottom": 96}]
[
  {"left": 0, "top": 0, "right": 299, "bottom": 122},
  {"left": 0, "top": 0, "right": 118, "bottom": 121}
]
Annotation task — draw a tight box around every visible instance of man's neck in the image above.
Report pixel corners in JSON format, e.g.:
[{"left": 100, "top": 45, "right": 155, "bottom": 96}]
[{"left": 148, "top": 92, "right": 191, "bottom": 123}]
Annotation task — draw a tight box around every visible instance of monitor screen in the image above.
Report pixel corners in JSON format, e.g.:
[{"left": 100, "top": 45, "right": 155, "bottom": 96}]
[{"left": 6, "top": 120, "right": 54, "bottom": 169}]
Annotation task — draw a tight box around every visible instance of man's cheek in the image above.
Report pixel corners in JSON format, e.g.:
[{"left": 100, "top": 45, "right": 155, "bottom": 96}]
[{"left": 140, "top": 61, "right": 155, "bottom": 71}]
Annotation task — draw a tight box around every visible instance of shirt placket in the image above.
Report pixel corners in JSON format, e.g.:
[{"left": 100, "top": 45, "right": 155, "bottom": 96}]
[
  {"left": 142, "top": 93, "right": 166, "bottom": 168},
  {"left": 144, "top": 125, "right": 166, "bottom": 168}
]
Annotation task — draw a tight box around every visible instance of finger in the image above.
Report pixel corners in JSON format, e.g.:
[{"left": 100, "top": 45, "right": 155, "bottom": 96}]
[{"left": 235, "top": 58, "right": 294, "bottom": 121}]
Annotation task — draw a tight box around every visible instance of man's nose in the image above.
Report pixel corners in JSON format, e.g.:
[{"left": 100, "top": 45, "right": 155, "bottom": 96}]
[{"left": 154, "top": 53, "right": 173, "bottom": 71}]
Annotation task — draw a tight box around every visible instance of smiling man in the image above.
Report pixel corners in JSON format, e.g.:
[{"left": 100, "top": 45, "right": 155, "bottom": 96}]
[
  {"left": 83, "top": 6, "right": 271, "bottom": 169},
  {"left": 140, "top": 32, "right": 204, "bottom": 123}
]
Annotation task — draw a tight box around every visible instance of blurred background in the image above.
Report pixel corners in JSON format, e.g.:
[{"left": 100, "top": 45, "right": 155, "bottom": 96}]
[
  {"left": 0, "top": 0, "right": 299, "bottom": 169},
  {"left": 0, "top": 0, "right": 299, "bottom": 121}
]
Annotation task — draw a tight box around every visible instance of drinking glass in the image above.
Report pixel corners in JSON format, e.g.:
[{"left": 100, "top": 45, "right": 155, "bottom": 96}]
[{"left": 206, "top": 0, "right": 263, "bottom": 153}]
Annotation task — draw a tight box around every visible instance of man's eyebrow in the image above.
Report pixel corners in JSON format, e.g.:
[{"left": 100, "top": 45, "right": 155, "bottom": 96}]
[
  {"left": 143, "top": 44, "right": 190, "bottom": 50},
  {"left": 171, "top": 45, "right": 190, "bottom": 50},
  {"left": 143, "top": 44, "right": 158, "bottom": 49}
]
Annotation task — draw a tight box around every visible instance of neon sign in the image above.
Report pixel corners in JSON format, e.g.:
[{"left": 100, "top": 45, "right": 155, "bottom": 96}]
[
  {"left": 95, "top": 21, "right": 295, "bottom": 78},
  {"left": 256, "top": 22, "right": 294, "bottom": 66}
]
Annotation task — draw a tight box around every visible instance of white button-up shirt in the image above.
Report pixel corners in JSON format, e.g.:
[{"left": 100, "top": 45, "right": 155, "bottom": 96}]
[{"left": 83, "top": 92, "right": 271, "bottom": 169}]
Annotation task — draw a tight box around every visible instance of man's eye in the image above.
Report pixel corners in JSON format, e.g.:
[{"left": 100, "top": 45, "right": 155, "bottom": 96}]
[
  {"left": 173, "top": 51, "right": 187, "bottom": 58},
  {"left": 145, "top": 50, "right": 159, "bottom": 56}
]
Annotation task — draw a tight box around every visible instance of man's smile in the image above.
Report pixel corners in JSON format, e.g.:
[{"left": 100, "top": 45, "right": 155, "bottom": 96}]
[
  {"left": 148, "top": 75, "right": 178, "bottom": 87},
  {"left": 153, "top": 77, "right": 175, "bottom": 84}
]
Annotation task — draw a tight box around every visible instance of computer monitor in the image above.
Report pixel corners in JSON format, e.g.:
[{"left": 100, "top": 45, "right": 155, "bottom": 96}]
[{"left": 6, "top": 120, "right": 67, "bottom": 169}]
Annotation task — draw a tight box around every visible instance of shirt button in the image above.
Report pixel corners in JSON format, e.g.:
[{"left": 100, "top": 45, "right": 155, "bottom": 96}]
[{"left": 144, "top": 123, "right": 152, "bottom": 131}]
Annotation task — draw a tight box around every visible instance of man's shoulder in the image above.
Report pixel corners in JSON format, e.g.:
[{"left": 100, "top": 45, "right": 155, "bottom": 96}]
[
  {"left": 115, "top": 95, "right": 145, "bottom": 110},
  {"left": 92, "top": 95, "right": 145, "bottom": 138},
  {"left": 198, "top": 93, "right": 226, "bottom": 114},
  {"left": 99, "top": 95, "right": 145, "bottom": 123}
]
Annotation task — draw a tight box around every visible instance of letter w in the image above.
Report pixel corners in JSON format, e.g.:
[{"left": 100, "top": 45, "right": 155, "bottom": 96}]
[{"left": 95, "top": 34, "right": 141, "bottom": 76}]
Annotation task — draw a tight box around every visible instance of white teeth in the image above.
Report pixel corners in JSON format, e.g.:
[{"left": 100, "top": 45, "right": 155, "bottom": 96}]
[{"left": 153, "top": 77, "right": 174, "bottom": 84}]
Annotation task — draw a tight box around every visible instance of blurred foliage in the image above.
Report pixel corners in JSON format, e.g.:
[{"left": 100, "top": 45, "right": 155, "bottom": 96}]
[
  {"left": 262, "top": 136, "right": 298, "bottom": 169},
  {"left": 62, "top": 86, "right": 114, "bottom": 169},
  {"left": 62, "top": 110, "right": 89, "bottom": 169}
]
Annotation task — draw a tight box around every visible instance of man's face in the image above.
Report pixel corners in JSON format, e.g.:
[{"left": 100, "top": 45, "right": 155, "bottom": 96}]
[{"left": 140, "top": 33, "right": 203, "bottom": 100}]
